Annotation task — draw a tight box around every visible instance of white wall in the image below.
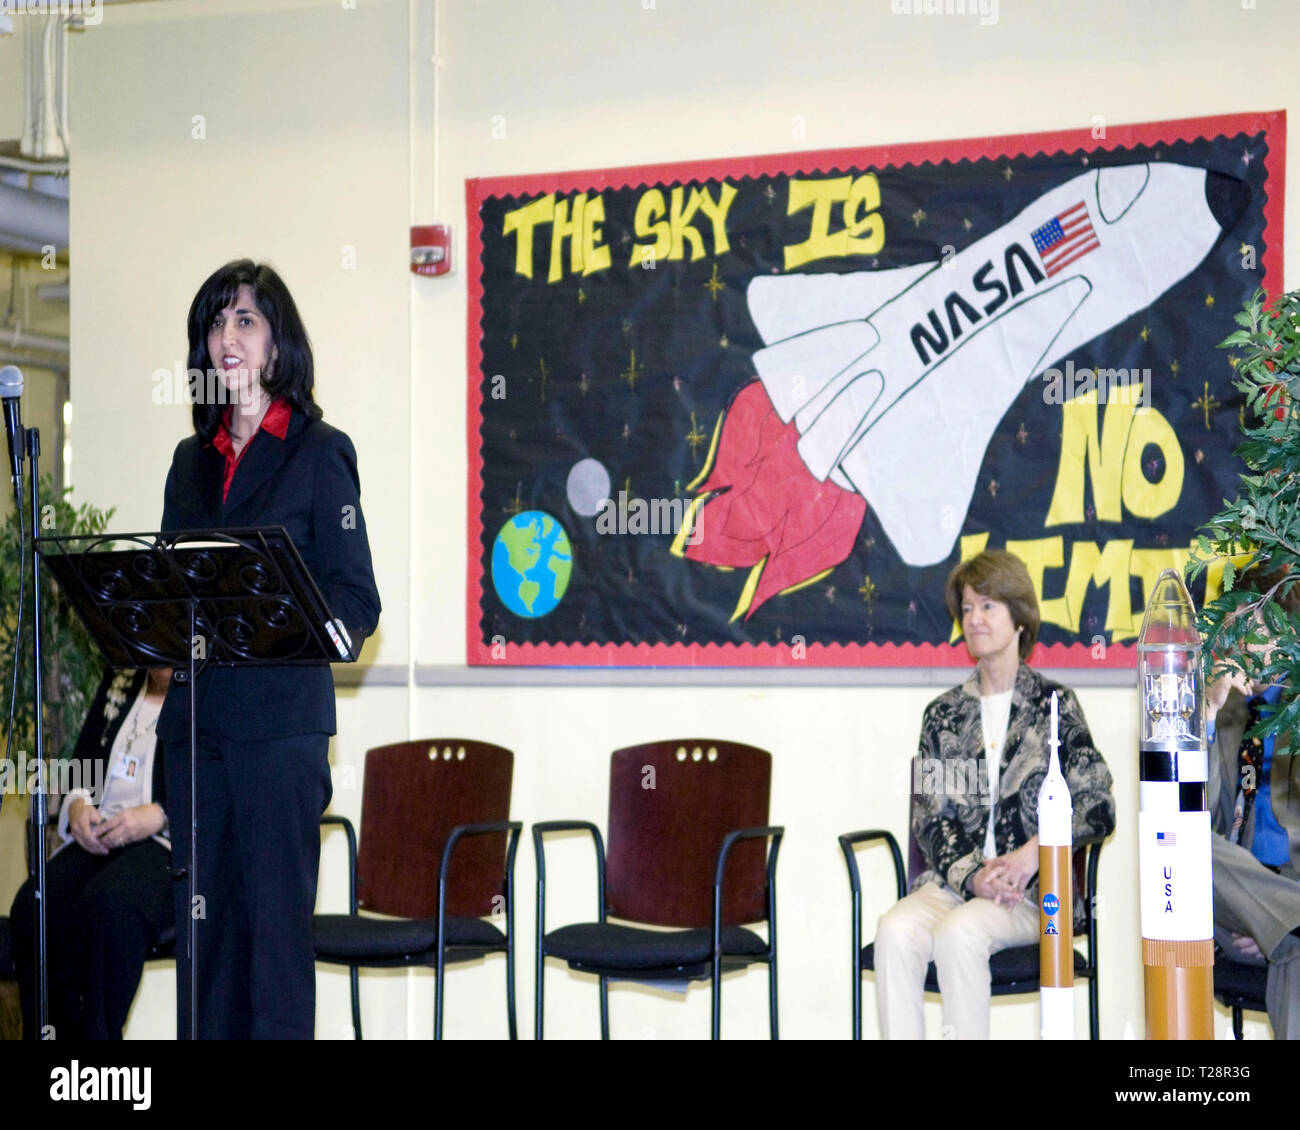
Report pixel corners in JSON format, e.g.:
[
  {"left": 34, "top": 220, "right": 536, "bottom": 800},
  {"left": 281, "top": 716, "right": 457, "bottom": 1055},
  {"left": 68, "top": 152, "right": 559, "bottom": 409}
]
[{"left": 29, "top": 0, "right": 1295, "bottom": 1039}]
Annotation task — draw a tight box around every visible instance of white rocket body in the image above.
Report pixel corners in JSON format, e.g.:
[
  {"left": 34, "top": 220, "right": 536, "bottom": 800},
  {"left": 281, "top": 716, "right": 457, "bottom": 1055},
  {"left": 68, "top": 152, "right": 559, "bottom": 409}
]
[
  {"left": 1038, "top": 692, "right": 1074, "bottom": 1040},
  {"left": 745, "top": 163, "right": 1244, "bottom": 566}
]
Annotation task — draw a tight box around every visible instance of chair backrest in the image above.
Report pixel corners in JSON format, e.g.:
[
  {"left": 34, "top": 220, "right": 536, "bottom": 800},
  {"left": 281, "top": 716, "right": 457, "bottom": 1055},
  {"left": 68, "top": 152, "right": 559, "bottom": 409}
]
[
  {"left": 356, "top": 739, "right": 513, "bottom": 919},
  {"left": 605, "top": 740, "right": 770, "bottom": 929}
]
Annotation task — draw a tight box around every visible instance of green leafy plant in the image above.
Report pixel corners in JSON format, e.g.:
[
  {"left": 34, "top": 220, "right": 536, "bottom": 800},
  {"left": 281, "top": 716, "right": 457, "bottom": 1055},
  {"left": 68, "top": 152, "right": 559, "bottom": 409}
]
[
  {"left": 0, "top": 477, "right": 114, "bottom": 766},
  {"left": 1187, "top": 287, "right": 1300, "bottom": 739}
]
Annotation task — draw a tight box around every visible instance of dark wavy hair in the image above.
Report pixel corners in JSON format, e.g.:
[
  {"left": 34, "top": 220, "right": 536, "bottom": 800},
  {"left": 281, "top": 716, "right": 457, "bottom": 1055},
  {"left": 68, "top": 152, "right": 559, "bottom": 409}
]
[
  {"left": 945, "top": 549, "right": 1041, "bottom": 661},
  {"left": 186, "top": 259, "right": 322, "bottom": 441}
]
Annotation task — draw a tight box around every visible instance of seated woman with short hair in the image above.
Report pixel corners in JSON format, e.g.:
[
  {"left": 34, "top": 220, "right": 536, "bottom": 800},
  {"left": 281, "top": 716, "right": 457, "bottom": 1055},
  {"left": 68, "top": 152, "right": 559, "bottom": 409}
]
[{"left": 875, "top": 550, "right": 1116, "bottom": 1039}]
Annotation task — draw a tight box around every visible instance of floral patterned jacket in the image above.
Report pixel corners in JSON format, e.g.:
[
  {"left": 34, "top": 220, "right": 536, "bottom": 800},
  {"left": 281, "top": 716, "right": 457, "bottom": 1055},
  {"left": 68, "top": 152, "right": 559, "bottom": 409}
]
[{"left": 910, "top": 663, "right": 1116, "bottom": 921}]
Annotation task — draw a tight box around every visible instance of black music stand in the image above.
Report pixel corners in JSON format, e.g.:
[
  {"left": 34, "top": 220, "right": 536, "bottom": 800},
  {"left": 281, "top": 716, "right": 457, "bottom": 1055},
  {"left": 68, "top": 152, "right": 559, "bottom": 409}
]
[{"left": 38, "top": 526, "right": 359, "bottom": 1040}]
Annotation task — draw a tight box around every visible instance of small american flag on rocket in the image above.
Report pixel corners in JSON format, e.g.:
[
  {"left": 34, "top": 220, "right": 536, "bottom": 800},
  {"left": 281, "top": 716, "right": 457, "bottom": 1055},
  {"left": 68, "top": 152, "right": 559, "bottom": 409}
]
[
  {"left": 1157, "top": 830, "right": 1178, "bottom": 847},
  {"left": 1031, "top": 202, "right": 1100, "bottom": 276}
]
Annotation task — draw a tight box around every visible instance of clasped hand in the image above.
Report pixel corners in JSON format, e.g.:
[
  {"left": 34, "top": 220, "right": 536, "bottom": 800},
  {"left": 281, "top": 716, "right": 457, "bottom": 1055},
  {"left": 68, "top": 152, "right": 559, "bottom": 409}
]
[
  {"left": 972, "top": 836, "right": 1039, "bottom": 911},
  {"left": 67, "top": 798, "right": 165, "bottom": 855}
]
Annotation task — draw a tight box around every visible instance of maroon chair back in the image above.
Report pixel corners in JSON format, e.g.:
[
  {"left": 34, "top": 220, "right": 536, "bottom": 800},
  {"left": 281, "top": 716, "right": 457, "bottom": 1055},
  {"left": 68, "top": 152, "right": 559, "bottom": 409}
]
[
  {"left": 605, "top": 740, "right": 771, "bottom": 928},
  {"left": 356, "top": 739, "right": 513, "bottom": 919}
]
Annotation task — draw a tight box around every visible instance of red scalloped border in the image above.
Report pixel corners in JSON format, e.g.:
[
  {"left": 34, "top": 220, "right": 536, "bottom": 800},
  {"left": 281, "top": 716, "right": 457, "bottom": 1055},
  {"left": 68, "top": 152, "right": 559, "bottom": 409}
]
[{"left": 465, "top": 110, "right": 1285, "bottom": 668}]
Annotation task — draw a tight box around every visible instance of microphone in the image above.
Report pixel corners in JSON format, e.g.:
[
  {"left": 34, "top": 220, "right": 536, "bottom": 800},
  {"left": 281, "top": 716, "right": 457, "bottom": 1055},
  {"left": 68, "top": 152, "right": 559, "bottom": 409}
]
[{"left": 0, "top": 365, "right": 25, "bottom": 508}]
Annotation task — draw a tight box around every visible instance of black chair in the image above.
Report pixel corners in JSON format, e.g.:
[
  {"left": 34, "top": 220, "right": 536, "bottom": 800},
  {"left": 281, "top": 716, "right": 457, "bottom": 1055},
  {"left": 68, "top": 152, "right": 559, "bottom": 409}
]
[
  {"left": 534, "top": 739, "right": 783, "bottom": 1040},
  {"left": 313, "top": 739, "right": 522, "bottom": 1039},
  {"left": 840, "top": 825, "right": 1104, "bottom": 1039},
  {"left": 1213, "top": 946, "right": 1270, "bottom": 1039}
]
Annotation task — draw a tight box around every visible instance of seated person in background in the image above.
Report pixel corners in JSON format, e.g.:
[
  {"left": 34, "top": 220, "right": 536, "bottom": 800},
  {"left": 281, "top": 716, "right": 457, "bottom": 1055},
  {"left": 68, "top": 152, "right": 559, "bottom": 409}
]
[
  {"left": 9, "top": 667, "right": 172, "bottom": 1040},
  {"left": 875, "top": 550, "right": 1116, "bottom": 1039},
  {"left": 1207, "top": 566, "right": 1300, "bottom": 1039}
]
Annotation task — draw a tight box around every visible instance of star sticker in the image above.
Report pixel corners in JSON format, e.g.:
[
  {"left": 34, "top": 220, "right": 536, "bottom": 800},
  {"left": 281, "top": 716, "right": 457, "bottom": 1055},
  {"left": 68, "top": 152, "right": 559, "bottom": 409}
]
[
  {"left": 672, "top": 376, "right": 682, "bottom": 392},
  {"left": 1002, "top": 166, "right": 1014, "bottom": 182},
  {"left": 621, "top": 318, "right": 632, "bottom": 335},
  {"left": 1081, "top": 155, "right": 1090, "bottom": 166},
  {"left": 577, "top": 288, "right": 587, "bottom": 305},
  {"left": 1242, "top": 149, "right": 1254, "bottom": 167},
  {"left": 911, "top": 208, "right": 926, "bottom": 227},
  {"left": 509, "top": 333, "right": 519, "bottom": 350},
  {"left": 685, "top": 412, "right": 708, "bottom": 461},
  {"left": 764, "top": 183, "right": 776, "bottom": 203},
  {"left": 703, "top": 263, "right": 725, "bottom": 300},
  {"left": 719, "top": 334, "right": 729, "bottom": 349},
  {"left": 620, "top": 230, "right": 632, "bottom": 245},
  {"left": 858, "top": 576, "right": 876, "bottom": 607},
  {"left": 988, "top": 479, "right": 999, "bottom": 498},
  {"left": 503, "top": 482, "right": 524, "bottom": 516},
  {"left": 825, "top": 586, "right": 836, "bottom": 604},
  {"left": 1205, "top": 294, "right": 1215, "bottom": 307},
  {"left": 1016, "top": 422, "right": 1029, "bottom": 444},
  {"left": 963, "top": 218, "right": 973, "bottom": 232},
  {"left": 620, "top": 350, "right": 642, "bottom": 390},
  {"left": 1195, "top": 448, "right": 1204, "bottom": 464},
  {"left": 579, "top": 372, "right": 590, "bottom": 396},
  {"left": 1170, "top": 358, "right": 1181, "bottom": 378},
  {"left": 1191, "top": 380, "right": 1221, "bottom": 429},
  {"left": 862, "top": 535, "right": 875, "bottom": 551},
  {"left": 622, "top": 423, "right": 631, "bottom": 441},
  {"left": 1139, "top": 325, "right": 1150, "bottom": 342}
]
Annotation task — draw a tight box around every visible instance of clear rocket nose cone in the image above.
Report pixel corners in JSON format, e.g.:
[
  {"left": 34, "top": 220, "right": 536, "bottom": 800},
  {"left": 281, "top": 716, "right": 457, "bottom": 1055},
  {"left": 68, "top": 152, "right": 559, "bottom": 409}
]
[{"left": 1137, "top": 569, "right": 1200, "bottom": 649}]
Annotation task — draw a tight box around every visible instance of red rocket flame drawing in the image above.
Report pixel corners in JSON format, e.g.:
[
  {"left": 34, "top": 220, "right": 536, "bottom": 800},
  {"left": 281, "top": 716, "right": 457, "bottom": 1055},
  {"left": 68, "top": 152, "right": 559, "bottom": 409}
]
[{"left": 678, "top": 379, "right": 866, "bottom": 620}]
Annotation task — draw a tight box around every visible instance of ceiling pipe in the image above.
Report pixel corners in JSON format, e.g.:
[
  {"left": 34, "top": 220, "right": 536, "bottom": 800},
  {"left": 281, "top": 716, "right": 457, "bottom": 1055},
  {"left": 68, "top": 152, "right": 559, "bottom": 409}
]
[
  {"left": 2, "top": 323, "right": 69, "bottom": 355},
  {"left": 0, "top": 180, "right": 68, "bottom": 249}
]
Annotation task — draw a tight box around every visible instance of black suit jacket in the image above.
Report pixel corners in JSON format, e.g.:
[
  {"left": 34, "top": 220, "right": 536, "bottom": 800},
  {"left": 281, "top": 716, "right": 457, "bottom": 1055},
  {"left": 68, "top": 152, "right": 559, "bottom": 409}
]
[{"left": 156, "top": 409, "right": 381, "bottom": 742}]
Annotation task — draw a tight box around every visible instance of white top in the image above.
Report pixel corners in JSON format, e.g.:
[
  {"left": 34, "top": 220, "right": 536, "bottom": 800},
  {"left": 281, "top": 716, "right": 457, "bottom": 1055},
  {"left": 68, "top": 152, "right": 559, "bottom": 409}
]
[
  {"left": 58, "top": 687, "right": 166, "bottom": 847},
  {"left": 980, "top": 689, "right": 1014, "bottom": 857}
]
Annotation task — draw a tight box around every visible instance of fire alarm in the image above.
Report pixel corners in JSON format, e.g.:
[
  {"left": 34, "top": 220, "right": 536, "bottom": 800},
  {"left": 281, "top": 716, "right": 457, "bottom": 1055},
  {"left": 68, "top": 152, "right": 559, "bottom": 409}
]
[{"left": 411, "top": 224, "right": 452, "bottom": 276}]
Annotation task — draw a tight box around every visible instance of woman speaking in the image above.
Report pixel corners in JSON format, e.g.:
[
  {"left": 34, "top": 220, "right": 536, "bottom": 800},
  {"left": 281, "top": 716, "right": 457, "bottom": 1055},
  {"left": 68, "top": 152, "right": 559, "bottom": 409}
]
[{"left": 158, "top": 260, "right": 381, "bottom": 1039}]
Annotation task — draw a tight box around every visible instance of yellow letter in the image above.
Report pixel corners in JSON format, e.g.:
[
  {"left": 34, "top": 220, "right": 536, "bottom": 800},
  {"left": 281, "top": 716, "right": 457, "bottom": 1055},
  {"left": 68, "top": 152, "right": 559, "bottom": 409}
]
[
  {"left": 1121, "top": 401, "right": 1184, "bottom": 518},
  {"left": 502, "top": 194, "right": 555, "bottom": 280},
  {"left": 669, "top": 186, "right": 706, "bottom": 261},
  {"left": 784, "top": 176, "right": 851, "bottom": 271},
  {"left": 548, "top": 193, "right": 586, "bottom": 284},
  {"left": 582, "top": 194, "right": 612, "bottom": 276},
  {"left": 1005, "top": 537, "right": 1067, "bottom": 629},
  {"left": 948, "top": 532, "right": 991, "bottom": 643},
  {"left": 630, "top": 189, "right": 670, "bottom": 267},
  {"left": 696, "top": 182, "right": 738, "bottom": 257},
  {"left": 1045, "top": 389, "right": 1128, "bottom": 525},
  {"left": 1061, "top": 539, "right": 1135, "bottom": 638},
  {"left": 843, "top": 173, "right": 885, "bottom": 256}
]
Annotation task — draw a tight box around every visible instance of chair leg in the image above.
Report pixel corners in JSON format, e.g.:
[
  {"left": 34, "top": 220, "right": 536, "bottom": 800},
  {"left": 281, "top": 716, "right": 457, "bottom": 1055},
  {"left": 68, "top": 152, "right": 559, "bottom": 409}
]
[
  {"left": 768, "top": 958, "right": 779, "bottom": 1041},
  {"left": 853, "top": 967, "right": 861, "bottom": 1041},
  {"left": 349, "top": 966, "right": 362, "bottom": 1041},
  {"left": 1089, "top": 971, "right": 1099, "bottom": 1040},
  {"left": 435, "top": 948, "right": 447, "bottom": 1040},
  {"left": 1233, "top": 1006, "right": 1243, "bottom": 1041},
  {"left": 710, "top": 961, "right": 722, "bottom": 1041},
  {"left": 506, "top": 948, "right": 517, "bottom": 1041},
  {"left": 599, "top": 975, "right": 609, "bottom": 1040},
  {"left": 534, "top": 953, "right": 545, "bottom": 1041}
]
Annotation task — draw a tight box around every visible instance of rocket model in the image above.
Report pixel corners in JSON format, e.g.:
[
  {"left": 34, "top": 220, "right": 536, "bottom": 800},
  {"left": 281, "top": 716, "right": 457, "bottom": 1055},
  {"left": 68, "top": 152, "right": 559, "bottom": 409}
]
[
  {"left": 744, "top": 164, "right": 1248, "bottom": 567},
  {"left": 1137, "top": 569, "right": 1214, "bottom": 1039},
  {"left": 1038, "top": 691, "right": 1074, "bottom": 1040}
]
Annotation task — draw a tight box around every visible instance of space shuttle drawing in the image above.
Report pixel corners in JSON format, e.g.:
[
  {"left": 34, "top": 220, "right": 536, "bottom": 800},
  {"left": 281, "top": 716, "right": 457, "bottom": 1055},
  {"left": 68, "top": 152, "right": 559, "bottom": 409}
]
[{"left": 684, "top": 164, "right": 1247, "bottom": 616}]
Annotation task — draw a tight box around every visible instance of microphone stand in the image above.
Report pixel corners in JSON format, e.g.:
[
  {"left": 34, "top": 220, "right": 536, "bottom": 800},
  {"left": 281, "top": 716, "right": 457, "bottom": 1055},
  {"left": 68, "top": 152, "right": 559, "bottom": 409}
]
[{"left": 24, "top": 426, "right": 50, "bottom": 1038}]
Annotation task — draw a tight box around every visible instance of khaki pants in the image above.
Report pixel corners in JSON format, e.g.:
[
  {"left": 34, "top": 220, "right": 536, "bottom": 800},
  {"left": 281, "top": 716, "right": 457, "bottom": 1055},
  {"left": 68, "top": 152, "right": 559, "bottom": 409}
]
[{"left": 875, "top": 881, "right": 1039, "bottom": 1039}]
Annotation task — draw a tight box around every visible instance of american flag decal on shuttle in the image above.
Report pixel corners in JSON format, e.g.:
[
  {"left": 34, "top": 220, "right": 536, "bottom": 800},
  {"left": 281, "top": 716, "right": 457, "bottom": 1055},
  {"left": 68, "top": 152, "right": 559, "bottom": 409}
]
[
  {"left": 1031, "top": 202, "right": 1100, "bottom": 276},
  {"left": 1157, "top": 831, "right": 1178, "bottom": 846}
]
